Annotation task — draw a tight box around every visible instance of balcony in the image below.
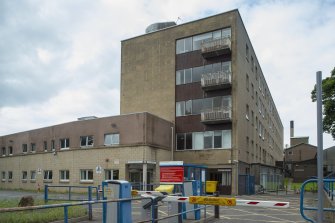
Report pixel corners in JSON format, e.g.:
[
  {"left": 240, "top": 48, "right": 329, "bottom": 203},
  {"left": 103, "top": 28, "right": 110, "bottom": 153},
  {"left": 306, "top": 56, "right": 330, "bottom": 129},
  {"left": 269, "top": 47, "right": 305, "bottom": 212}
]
[
  {"left": 201, "top": 107, "right": 232, "bottom": 124},
  {"left": 201, "top": 37, "right": 231, "bottom": 58},
  {"left": 201, "top": 71, "right": 231, "bottom": 91}
]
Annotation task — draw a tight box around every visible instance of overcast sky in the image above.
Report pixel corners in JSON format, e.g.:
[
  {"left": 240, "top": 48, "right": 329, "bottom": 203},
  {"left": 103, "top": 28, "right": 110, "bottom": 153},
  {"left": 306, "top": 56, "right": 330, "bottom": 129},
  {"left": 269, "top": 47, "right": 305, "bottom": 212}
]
[{"left": 0, "top": 0, "right": 334, "bottom": 149}]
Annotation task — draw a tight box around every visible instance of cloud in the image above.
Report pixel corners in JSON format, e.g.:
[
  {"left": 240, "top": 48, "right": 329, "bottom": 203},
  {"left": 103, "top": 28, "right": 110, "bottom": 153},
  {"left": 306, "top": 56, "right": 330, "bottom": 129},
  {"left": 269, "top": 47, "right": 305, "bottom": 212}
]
[{"left": 0, "top": 0, "right": 334, "bottom": 149}]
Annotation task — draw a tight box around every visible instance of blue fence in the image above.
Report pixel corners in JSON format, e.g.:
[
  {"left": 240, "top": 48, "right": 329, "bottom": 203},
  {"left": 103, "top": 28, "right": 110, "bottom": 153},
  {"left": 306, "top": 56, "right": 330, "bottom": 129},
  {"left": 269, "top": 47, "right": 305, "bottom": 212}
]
[
  {"left": 300, "top": 178, "right": 335, "bottom": 223},
  {"left": 44, "top": 185, "right": 100, "bottom": 220}
]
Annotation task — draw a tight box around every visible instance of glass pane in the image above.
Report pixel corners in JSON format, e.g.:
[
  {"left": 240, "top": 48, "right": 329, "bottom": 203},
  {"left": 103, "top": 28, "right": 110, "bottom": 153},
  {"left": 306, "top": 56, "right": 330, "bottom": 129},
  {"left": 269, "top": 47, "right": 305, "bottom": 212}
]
[
  {"left": 176, "top": 70, "right": 184, "bottom": 85},
  {"left": 112, "top": 134, "right": 120, "bottom": 144},
  {"left": 88, "top": 170, "right": 93, "bottom": 180},
  {"left": 60, "top": 140, "right": 65, "bottom": 148},
  {"left": 214, "top": 131, "right": 222, "bottom": 148},
  {"left": 113, "top": 170, "right": 119, "bottom": 180},
  {"left": 176, "top": 101, "right": 185, "bottom": 117},
  {"left": 184, "top": 68, "right": 192, "bottom": 84},
  {"left": 176, "top": 39, "right": 184, "bottom": 54},
  {"left": 80, "top": 137, "right": 86, "bottom": 146},
  {"left": 104, "top": 134, "right": 112, "bottom": 145},
  {"left": 193, "top": 32, "right": 212, "bottom": 50},
  {"left": 185, "top": 100, "right": 192, "bottom": 115},
  {"left": 222, "top": 61, "right": 231, "bottom": 73},
  {"left": 185, "top": 133, "right": 192, "bottom": 150},
  {"left": 202, "top": 98, "right": 212, "bottom": 111},
  {"left": 213, "top": 97, "right": 222, "bottom": 109},
  {"left": 87, "top": 136, "right": 93, "bottom": 146},
  {"left": 192, "top": 99, "right": 202, "bottom": 115},
  {"left": 204, "top": 131, "right": 213, "bottom": 149},
  {"left": 222, "top": 28, "right": 231, "bottom": 38},
  {"left": 213, "top": 30, "right": 222, "bottom": 39},
  {"left": 222, "top": 96, "right": 231, "bottom": 107},
  {"left": 203, "top": 64, "right": 212, "bottom": 74},
  {"left": 212, "top": 63, "right": 221, "bottom": 73},
  {"left": 222, "top": 130, "right": 232, "bottom": 149},
  {"left": 193, "top": 132, "right": 204, "bottom": 150},
  {"left": 176, "top": 133, "right": 185, "bottom": 150},
  {"left": 192, "top": 66, "right": 203, "bottom": 82},
  {"left": 185, "top": 37, "right": 192, "bottom": 52}
]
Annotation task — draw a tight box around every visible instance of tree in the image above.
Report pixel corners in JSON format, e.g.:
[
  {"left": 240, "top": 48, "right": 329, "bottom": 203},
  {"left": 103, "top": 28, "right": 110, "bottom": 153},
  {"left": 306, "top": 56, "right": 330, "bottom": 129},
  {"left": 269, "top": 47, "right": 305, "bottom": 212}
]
[{"left": 311, "top": 68, "right": 335, "bottom": 140}]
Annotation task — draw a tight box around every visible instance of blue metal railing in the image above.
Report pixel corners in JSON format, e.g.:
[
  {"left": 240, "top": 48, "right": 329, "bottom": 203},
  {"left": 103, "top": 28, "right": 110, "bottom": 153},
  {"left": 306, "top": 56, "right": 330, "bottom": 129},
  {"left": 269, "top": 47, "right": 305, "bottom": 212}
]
[
  {"left": 44, "top": 185, "right": 100, "bottom": 220},
  {"left": 300, "top": 178, "right": 335, "bottom": 223}
]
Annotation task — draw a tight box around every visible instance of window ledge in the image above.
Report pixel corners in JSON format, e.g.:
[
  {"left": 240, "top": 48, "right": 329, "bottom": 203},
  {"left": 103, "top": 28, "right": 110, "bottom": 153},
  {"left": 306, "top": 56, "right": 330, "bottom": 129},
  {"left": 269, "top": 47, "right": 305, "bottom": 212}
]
[
  {"left": 80, "top": 180, "right": 94, "bottom": 184},
  {"left": 1, "top": 179, "right": 6, "bottom": 182},
  {"left": 30, "top": 180, "right": 36, "bottom": 183},
  {"left": 60, "top": 180, "right": 70, "bottom": 183},
  {"left": 8, "top": 179, "right": 12, "bottom": 182},
  {"left": 43, "top": 179, "right": 53, "bottom": 183},
  {"left": 22, "top": 179, "right": 28, "bottom": 183}
]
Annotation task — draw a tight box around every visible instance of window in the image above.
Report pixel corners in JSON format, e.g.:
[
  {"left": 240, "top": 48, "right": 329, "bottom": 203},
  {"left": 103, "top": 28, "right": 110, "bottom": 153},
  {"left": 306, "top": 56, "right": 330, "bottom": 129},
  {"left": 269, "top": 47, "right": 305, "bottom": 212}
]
[
  {"left": 185, "top": 100, "right": 192, "bottom": 115},
  {"left": 80, "top": 169, "right": 93, "bottom": 181},
  {"left": 60, "top": 138, "right": 70, "bottom": 150},
  {"left": 246, "top": 74, "right": 249, "bottom": 91},
  {"left": 31, "top": 143, "right": 36, "bottom": 152},
  {"left": 214, "top": 131, "right": 222, "bottom": 148},
  {"left": 176, "top": 133, "right": 185, "bottom": 150},
  {"left": 105, "top": 169, "right": 119, "bottom": 180},
  {"left": 176, "top": 28, "right": 231, "bottom": 55},
  {"left": 222, "top": 170, "right": 232, "bottom": 186},
  {"left": 251, "top": 110, "right": 254, "bottom": 126},
  {"left": 44, "top": 141, "right": 48, "bottom": 151},
  {"left": 193, "top": 132, "right": 204, "bottom": 150},
  {"left": 176, "top": 101, "right": 185, "bottom": 116},
  {"left": 246, "top": 44, "right": 249, "bottom": 61},
  {"left": 1, "top": 172, "right": 6, "bottom": 181},
  {"left": 246, "top": 104, "right": 249, "bottom": 120},
  {"left": 204, "top": 131, "right": 213, "bottom": 149},
  {"left": 246, "top": 137, "right": 249, "bottom": 151},
  {"left": 251, "top": 84, "right": 254, "bottom": 98},
  {"left": 80, "top": 136, "right": 94, "bottom": 147},
  {"left": 30, "top": 171, "right": 36, "bottom": 181},
  {"left": 222, "top": 130, "right": 232, "bottom": 149},
  {"left": 1, "top": 147, "right": 6, "bottom": 156},
  {"left": 44, "top": 170, "right": 53, "bottom": 180},
  {"left": 60, "top": 170, "right": 70, "bottom": 181},
  {"left": 104, "top": 133, "right": 120, "bottom": 145},
  {"left": 22, "top": 144, "right": 28, "bottom": 153},
  {"left": 51, "top": 140, "right": 55, "bottom": 151},
  {"left": 185, "top": 133, "right": 192, "bottom": 150},
  {"left": 8, "top": 146, "right": 13, "bottom": 155},
  {"left": 8, "top": 171, "right": 13, "bottom": 181},
  {"left": 22, "top": 171, "right": 28, "bottom": 181}
]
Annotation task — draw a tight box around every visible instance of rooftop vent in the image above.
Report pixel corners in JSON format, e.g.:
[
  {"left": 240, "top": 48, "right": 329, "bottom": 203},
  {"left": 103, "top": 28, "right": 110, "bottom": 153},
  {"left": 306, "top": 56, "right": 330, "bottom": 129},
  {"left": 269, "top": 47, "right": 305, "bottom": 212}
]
[
  {"left": 145, "top": 22, "right": 176, "bottom": 33},
  {"left": 77, "top": 116, "right": 98, "bottom": 121}
]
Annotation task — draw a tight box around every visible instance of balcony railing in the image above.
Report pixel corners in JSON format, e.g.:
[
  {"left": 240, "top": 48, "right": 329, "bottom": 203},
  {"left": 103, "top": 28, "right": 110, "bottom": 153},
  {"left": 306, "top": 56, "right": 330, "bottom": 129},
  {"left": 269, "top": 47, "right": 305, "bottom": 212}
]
[
  {"left": 201, "top": 106, "right": 232, "bottom": 124},
  {"left": 201, "top": 71, "right": 231, "bottom": 91},
  {"left": 201, "top": 37, "right": 231, "bottom": 58}
]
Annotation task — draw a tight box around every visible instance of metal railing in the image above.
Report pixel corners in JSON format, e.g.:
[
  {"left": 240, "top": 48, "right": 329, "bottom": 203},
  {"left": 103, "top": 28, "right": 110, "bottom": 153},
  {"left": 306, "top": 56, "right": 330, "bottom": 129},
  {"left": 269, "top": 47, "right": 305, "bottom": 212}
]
[
  {"left": 201, "top": 71, "right": 231, "bottom": 90},
  {"left": 201, "top": 37, "right": 231, "bottom": 56},
  {"left": 300, "top": 178, "right": 335, "bottom": 223},
  {"left": 44, "top": 185, "right": 100, "bottom": 220},
  {"left": 201, "top": 106, "right": 231, "bottom": 123}
]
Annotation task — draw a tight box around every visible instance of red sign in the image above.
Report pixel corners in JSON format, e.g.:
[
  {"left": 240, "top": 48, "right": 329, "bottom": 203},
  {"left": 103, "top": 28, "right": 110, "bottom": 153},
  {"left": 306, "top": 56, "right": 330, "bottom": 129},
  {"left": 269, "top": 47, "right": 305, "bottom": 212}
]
[{"left": 160, "top": 166, "right": 184, "bottom": 183}]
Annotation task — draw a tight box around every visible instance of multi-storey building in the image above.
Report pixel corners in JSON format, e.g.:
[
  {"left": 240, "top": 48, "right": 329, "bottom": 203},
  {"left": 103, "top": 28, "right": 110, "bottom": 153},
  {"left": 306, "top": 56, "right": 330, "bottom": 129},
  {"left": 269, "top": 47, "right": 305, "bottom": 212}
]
[
  {"left": 0, "top": 9, "right": 283, "bottom": 194},
  {"left": 121, "top": 9, "right": 283, "bottom": 194}
]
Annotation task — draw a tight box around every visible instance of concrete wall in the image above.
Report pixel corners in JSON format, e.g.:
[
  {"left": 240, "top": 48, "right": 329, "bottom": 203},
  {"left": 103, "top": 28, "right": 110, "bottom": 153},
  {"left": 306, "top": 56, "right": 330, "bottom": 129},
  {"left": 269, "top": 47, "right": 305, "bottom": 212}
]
[
  {"left": 284, "top": 144, "right": 317, "bottom": 162},
  {"left": 0, "top": 146, "right": 171, "bottom": 190},
  {"left": 0, "top": 112, "right": 173, "bottom": 155}
]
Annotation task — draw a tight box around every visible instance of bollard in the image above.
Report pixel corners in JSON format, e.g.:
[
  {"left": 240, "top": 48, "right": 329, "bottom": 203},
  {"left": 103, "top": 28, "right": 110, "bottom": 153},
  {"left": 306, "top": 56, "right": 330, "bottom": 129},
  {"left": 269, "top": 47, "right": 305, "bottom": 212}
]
[
  {"left": 64, "top": 206, "right": 68, "bottom": 223},
  {"left": 44, "top": 185, "right": 48, "bottom": 203},
  {"left": 214, "top": 191, "right": 219, "bottom": 219},
  {"left": 88, "top": 186, "right": 92, "bottom": 220}
]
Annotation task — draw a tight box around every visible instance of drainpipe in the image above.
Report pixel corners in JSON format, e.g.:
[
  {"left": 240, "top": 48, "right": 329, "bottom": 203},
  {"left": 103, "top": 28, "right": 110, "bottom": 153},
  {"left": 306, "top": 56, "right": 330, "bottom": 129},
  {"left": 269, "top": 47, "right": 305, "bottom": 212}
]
[{"left": 171, "top": 126, "right": 174, "bottom": 161}]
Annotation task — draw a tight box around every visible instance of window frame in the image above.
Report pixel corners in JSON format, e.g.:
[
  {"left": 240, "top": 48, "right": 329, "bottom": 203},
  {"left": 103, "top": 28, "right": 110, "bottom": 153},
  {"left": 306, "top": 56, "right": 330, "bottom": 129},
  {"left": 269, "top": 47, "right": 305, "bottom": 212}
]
[
  {"left": 22, "top": 171, "right": 28, "bottom": 181},
  {"left": 8, "top": 171, "right": 13, "bottom": 181},
  {"left": 80, "top": 169, "right": 94, "bottom": 182},
  {"left": 30, "top": 171, "right": 36, "bottom": 181},
  {"left": 43, "top": 170, "right": 53, "bottom": 181},
  {"left": 31, "top": 143, "right": 36, "bottom": 153},
  {"left": 60, "top": 138, "right": 70, "bottom": 150},
  {"left": 1, "top": 171, "right": 6, "bottom": 182},
  {"left": 60, "top": 170, "right": 70, "bottom": 182},
  {"left": 80, "top": 135, "right": 94, "bottom": 148},
  {"left": 104, "top": 133, "right": 120, "bottom": 146}
]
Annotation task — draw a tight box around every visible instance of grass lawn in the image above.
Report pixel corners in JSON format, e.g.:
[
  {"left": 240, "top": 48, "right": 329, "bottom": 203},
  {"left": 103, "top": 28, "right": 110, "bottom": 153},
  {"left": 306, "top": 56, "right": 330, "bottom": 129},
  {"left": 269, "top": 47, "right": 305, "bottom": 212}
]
[{"left": 0, "top": 199, "right": 87, "bottom": 223}]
